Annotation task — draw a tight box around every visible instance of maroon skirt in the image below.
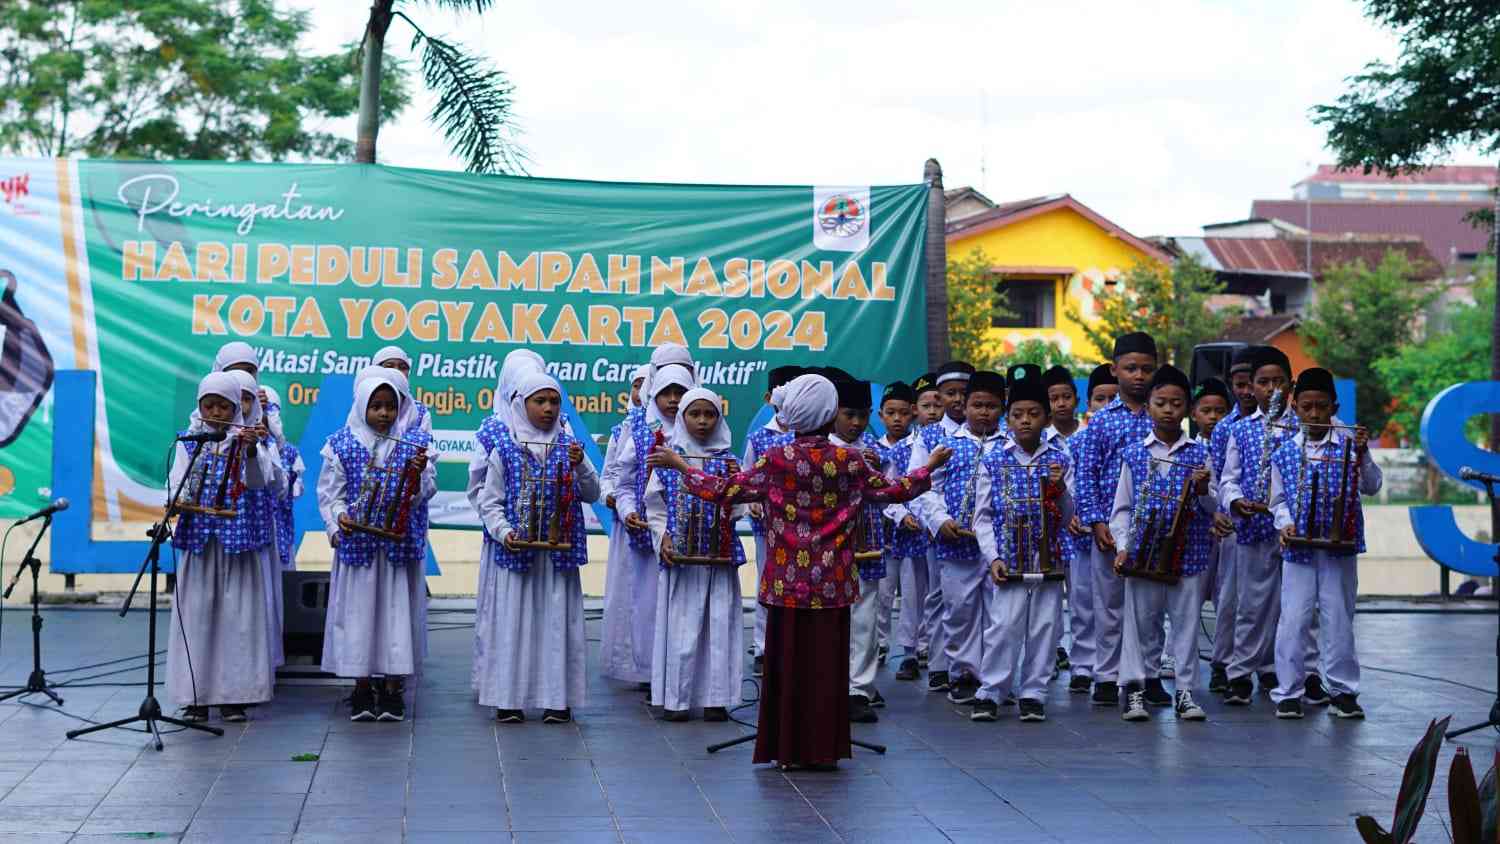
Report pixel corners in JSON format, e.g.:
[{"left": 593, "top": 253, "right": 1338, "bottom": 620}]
[{"left": 754, "top": 604, "right": 851, "bottom": 766}]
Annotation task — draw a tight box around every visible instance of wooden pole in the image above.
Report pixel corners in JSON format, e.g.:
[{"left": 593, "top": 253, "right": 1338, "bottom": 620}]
[{"left": 924, "top": 159, "right": 950, "bottom": 368}]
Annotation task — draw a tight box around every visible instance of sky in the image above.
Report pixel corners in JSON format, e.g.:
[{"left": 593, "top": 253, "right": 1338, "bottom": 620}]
[{"left": 293, "top": 0, "right": 1425, "bottom": 239}]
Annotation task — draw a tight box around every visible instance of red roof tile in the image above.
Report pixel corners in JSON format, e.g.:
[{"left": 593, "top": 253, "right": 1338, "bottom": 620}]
[
  {"left": 1250, "top": 199, "right": 1488, "bottom": 267},
  {"left": 1204, "top": 238, "right": 1302, "bottom": 274},
  {"left": 1297, "top": 164, "right": 1498, "bottom": 186}
]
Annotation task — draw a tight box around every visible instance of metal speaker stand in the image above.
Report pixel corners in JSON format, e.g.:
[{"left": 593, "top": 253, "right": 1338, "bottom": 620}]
[
  {"left": 1446, "top": 475, "right": 1500, "bottom": 740},
  {"left": 0, "top": 515, "right": 63, "bottom": 705}
]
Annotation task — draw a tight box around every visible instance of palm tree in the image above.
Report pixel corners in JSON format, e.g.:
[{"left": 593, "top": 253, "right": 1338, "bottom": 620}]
[{"left": 355, "top": 0, "right": 526, "bottom": 174}]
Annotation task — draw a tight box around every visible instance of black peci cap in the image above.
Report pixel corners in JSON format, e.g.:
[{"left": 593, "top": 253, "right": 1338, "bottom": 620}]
[
  {"left": 935, "top": 360, "right": 976, "bottom": 386},
  {"left": 881, "top": 381, "right": 916, "bottom": 405},
  {"left": 1193, "top": 377, "right": 1232, "bottom": 406},
  {"left": 912, "top": 372, "right": 939, "bottom": 396},
  {"left": 1006, "top": 364, "right": 1048, "bottom": 409},
  {"left": 1086, "top": 363, "right": 1117, "bottom": 397},
  {"left": 834, "top": 377, "right": 873, "bottom": 411},
  {"left": 966, "top": 369, "right": 1007, "bottom": 401},
  {"left": 1041, "top": 365, "right": 1075, "bottom": 393},
  {"left": 1112, "top": 331, "right": 1158, "bottom": 360},
  {"left": 1251, "top": 346, "right": 1292, "bottom": 379},
  {"left": 1293, "top": 367, "right": 1336, "bottom": 398}
]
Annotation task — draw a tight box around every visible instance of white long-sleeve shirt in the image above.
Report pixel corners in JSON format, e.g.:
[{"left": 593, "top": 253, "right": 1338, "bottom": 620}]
[
  {"left": 974, "top": 437, "right": 1075, "bottom": 566},
  {"left": 317, "top": 436, "right": 438, "bottom": 545},
  {"left": 1269, "top": 429, "right": 1382, "bottom": 532},
  {"left": 1108, "top": 432, "right": 1218, "bottom": 555},
  {"left": 474, "top": 444, "right": 600, "bottom": 544}
]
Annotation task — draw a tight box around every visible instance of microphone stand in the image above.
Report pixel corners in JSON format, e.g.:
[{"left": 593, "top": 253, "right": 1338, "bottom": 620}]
[
  {"left": 0, "top": 514, "right": 62, "bottom": 705},
  {"left": 1446, "top": 473, "right": 1500, "bottom": 739},
  {"left": 66, "top": 436, "right": 224, "bottom": 750}
]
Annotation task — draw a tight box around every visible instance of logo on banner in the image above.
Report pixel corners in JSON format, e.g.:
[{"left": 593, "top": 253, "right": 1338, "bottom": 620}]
[
  {"left": 813, "top": 186, "right": 870, "bottom": 252},
  {"left": 1, "top": 173, "right": 37, "bottom": 216}
]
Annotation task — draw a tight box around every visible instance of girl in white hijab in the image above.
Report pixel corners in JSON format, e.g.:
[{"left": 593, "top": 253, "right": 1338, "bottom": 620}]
[
  {"left": 601, "top": 364, "right": 696, "bottom": 687},
  {"left": 473, "top": 370, "right": 600, "bottom": 724},
  {"left": 317, "top": 370, "right": 437, "bottom": 723},
  {"left": 369, "top": 345, "right": 438, "bottom": 433},
  {"left": 214, "top": 341, "right": 287, "bottom": 442},
  {"left": 642, "top": 387, "right": 744, "bottom": 721},
  {"left": 226, "top": 369, "right": 290, "bottom": 671},
  {"left": 167, "top": 372, "right": 279, "bottom": 723}
]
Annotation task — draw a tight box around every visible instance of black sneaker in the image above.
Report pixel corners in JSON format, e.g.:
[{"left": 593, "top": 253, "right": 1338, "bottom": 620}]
[
  {"left": 1143, "top": 678, "right": 1172, "bottom": 707},
  {"left": 1175, "top": 691, "right": 1206, "bottom": 721},
  {"left": 1121, "top": 687, "right": 1149, "bottom": 722},
  {"left": 1208, "top": 663, "right": 1229, "bottom": 694},
  {"left": 1223, "top": 677, "right": 1254, "bottom": 706},
  {"left": 1018, "top": 699, "right": 1046, "bottom": 722},
  {"left": 181, "top": 706, "right": 209, "bottom": 722},
  {"left": 219, "top": 705, "right": 247, "bottom": 723},
  {"left": 895, "top": 658, "right": 920, "bottom": 681},
  {"left": 970, "top": 699, "right": 999, "bottom": 722},
  {"left": 1068, "top": 674, "right": 1092, "bottom": 695},
  {"left": 753, "top": 656, "right": 764, "bottom": 677},
  {"left": 1276, "top": 699, "right": 1304, "bottom": 720},
  {"left": 869, "top": 689, "right": 886, "bottom": 709},
  {"left": 542, "top": 708, "right": 572, "bottom": 724},
  {"left": 495, "top": 709, "right": 524, "bottom": 723},
  {"left": 377, "top": 690, "right": 404, "bottom": 722},
  {"left": 849, "top": 695, "right": 878, "bottom": 724},
  {"left": 947, "top": 676, "right": 979, "bottom": 705},
  {"left": 928, "top": 670, "right": 950, "bottom": 693},
  {"left": 1091, "top": 680, "right": 1119, "bottom": 707},
  {"left": 703, "top": 707, "right": 729, "bottom": 722},
  {"left": 1329, "top": 694, "right": 1365, "bottom": 720},
  {"left": 1258, "top": 671, "right": 1278, "bottom": 695},
  {"left": 1055, "top": 647, "right": 1071, "bottom": 673},
  {"left": 663, "top": 709, "right": 690, "bottom": 722},
  {"left": 350, "top": 687, "right": 378, "bottom": 722},
  {"left": 1304, "top": 673, "right": 1331, "bottom": 706}
]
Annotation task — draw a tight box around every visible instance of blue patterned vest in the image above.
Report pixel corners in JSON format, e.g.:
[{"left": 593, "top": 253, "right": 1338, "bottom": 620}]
[
  {"left": 745, "top": 424, "right": 795, "bottom": 537},
  {"left": 330, "top": 426, "right": 431, "bottom": 567},
  {"left": 626, "top": 412, "right": 665, "bottom": 552},
  {"left": 1050, "top": 427, "right": 1093, "bottom": 559},
  {"left": 883, "top": 434, "right": 928, "bottom": 561},
  {"left": 918, "top": 421, "right": 947, "bottom": 454},
  {"left": 487, "top": 431, "right": 589, "bottom": 572},
  {"left": 1120, "top": 440, "right": 1214, "bottom": 576},
  {"left": 171, "top": 436, "right": 275, "bottom": 556},
  {"left": 983, "top": 444, "right": 1074, "bottom": 574},
  {"left": 1227, "top": 411, "right": 1296, "bottom": 545},
  {"left": 275, "top": 442, "right": 301, "bottom": 568},
  {"left": 933, "top": 434, "right": 988, "bottom": 563},
  {"left": 1270, "top": 434, "right": 1367, "bottom": 563},
  {"left": 413, "top": 401, "right": 429, "bottom": 430},
  {"left": 1077, "top": 400, "right": 1152, "bottom": 526},
  {"left": 658, "top": 448, "right": 747, "bottom": 570}
]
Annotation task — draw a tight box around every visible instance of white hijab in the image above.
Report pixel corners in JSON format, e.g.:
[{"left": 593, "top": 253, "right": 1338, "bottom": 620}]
[
  {"left": 773, "top": 374, "right": 837, "bottom": 435},
  {"left": 643, "top": 343, "right": 695, "bottom": 402},
  {"left": 670, "top": 387, "right": 732, "bottom": 454},
  {"left": 495, "top": 349, "right": 546, "bottom": 424},
  {"left": 630, "top": 364, "right": 651, "bottom": 407},
  {"left": 348, "top": 371, "right": 409, "bottom": 449},
  {"left": 188, "top": 372, "right": 245, "bottom": 433},
  {"left": 509, "top": 370, "right": 564, "bottom": 462},
  {"left": 213, "top": 341, "right": 258, "bottom": 373},
  {"left": 372, "top": 345, "right": 411, "bottom": 369},
  {"left": 356, "top": 364, "right": 419, "bottom": 432},
  {"left": 227, "top": 369, "right": 263, "bottom": 427},
  {"left": 645, "top": 366, "right": 695, "bottom": 430}
]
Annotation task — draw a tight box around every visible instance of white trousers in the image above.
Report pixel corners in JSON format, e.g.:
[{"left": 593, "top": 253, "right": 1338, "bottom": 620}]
[
  {"left": 875, "top": 574, "right": 895, "bottom": 649},
  {"left": 1229, "top": 539, "right": 1282, "bottom": 680},
  {"left": 1090, "top": 545, "right": 1126, "bottom": 682},
  {"left": 1272, "top": 556, "right": 1359, "bottom": 702},
  {"left": 924, "top": 549, "right": 950, "bottom": 671},
  {"left": 753, "top": 534, "right": 769, "bottom": 655},
  {"left": 849, "top": 576, "right": 882, "bottom": 699},
  {"left": 1122, "top": 573, "right": 1207, "bottom": 690},
  {"left": 1210, "top": 536, "right": 1237, "bottom": 668},
  {"left": 1066, "top": 539, "right": 1095, "bottom": 677},
  {"left": 940, "top": 558, "right": 989, "bottom": 681},
  {"left": 978, "top": 580, "right": 1063, "bottom": 703},
  {"left": 895, "top": 555, "right": 930, "bottom": 653}
]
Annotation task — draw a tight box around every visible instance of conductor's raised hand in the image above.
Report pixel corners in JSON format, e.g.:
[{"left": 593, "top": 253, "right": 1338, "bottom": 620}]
[
  {"left": 646, "top": 446, "right": 690, "bottom": 474},
  {"left": 1092, "top": 522, "right": 1116, "bottom": 553},
  {"left": 568, "top": 443, "right": 584, "bottom": 466},
  {"left": 926, "top": 446, "right": 953, "bottom": 471}
]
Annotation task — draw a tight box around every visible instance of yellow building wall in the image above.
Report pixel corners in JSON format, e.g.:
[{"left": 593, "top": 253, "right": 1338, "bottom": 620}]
[{"left": 947, "top": 206, "right": 1165, "bottom": 364}]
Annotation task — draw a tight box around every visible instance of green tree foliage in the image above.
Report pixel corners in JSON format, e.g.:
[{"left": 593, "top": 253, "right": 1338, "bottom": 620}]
[
  {"left": 945, "top": 248, "right": 1016, "bottom": 367},
  {"left": 1066, "top": 255, "right": 1236, "bottom": 367},
  {"left": 1301, "top": 251, "right": 1438, "bottom": 436},
  {"left": 1005, "top": 338, "right": 1093, "bottom": 375},
  {"left": 0, "top": 0, "right": 410, "bottom": 160},
  {"left": 1375, "top": 265, "right": 1494, "bottom": 444}
]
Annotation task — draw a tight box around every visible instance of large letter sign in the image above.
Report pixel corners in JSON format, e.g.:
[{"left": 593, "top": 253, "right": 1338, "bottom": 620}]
[{"left": 1409, "top": 382, "right": 1500, "bottom": 576}]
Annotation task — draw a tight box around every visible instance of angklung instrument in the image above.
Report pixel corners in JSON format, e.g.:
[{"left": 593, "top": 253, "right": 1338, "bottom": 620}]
[
  {"left": 345, "top": 430, "right": 426, "bottom": 541},
  {"left": 1280, "top": 421, "right": 1364, "bottom": 553},
  {"left": 174, "top": 430, "right": 246, "bottom": 519},
  {"left": 511, "top": 439, "right": 577, "bottom": 551},
  {"left": 1248, "top": 387, "right": 1285, "bottom": 509},
  {"left": 953, "top": 438, "right": 993, "bottom": 540},
  {"left": 667, "top": 453, "right": 740, "bottom": 565},
  {"left": 1118, "top": 456, "right": 1202, "bottom": 585},
  {"left": 992, "top": 461, "right": 1066, "bottom": 585},
  {"left": 852, "top": 450, "right": 887, "bottom": 562}
]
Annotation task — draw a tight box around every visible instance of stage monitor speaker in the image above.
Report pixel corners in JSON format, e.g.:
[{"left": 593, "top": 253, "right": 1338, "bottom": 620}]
[
  {"left": 1190, "top": 342, "right": 1247, "bottom": 387},
  {"left": 282, "top": 570, "right": 330, "bottom": 660}
]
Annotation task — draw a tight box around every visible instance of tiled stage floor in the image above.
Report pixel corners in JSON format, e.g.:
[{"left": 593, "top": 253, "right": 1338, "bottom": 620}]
[{"left": 0, "top": 600, "right": 1493, "bottom": 843}]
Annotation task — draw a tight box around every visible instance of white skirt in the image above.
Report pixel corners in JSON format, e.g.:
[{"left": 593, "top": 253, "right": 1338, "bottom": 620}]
[
  {"left": 600, "top": 525, "right": 656, "bottom": 683},
  {"left": 167, "top": 541, "right": 276, "bottom": 707},
  {"left": 651, "top": 563, "right": 744, "bottom": 711},
  {"left": 320, "top": 550, "right": 417, "bottom": 678},
  {"left": 474, "top": 547, "right": 587, "bottom": 711}
]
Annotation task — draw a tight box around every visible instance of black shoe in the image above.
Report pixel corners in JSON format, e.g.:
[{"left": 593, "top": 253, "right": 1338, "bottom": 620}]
[
  {"left": 377, "top": 690, "right": 404, "bottom": 722},
  {"left": 849, "top": 695, "right": 878, "bottom": 723},
  {"left": 970, "top": 699, "right": 999, "bottom": 722},
  {"left": 895, "top": 658, "right": 920, "bottom": 681},
  {"left": 1055, "top": 647, "right": 1071, "bottom": 673},
  {"left": 495, "top": 709, "right": 524, "bottom": 723},
  {"left": 1258, "top": 671, "right": 1278, "bottom": 694},
  {"left": 1209, "top": 664, "right": 1229, "bottom": 694},
  {"left": 181, "top": 706, "right": 209, "bottom": 722},
  {"left": 219, "top": 705, "right": 247, "bottom": 723},
  {"left": 1304, "top": 673, "right": 1331, "bottom": 706},
  {"left": 1018, "top": 699, "right": 1046, "bottom": 722},
  {"left": 1224, "top": 677, "right": 1254, "bottom": 706},
  {"left": 663, "top": 708, "right": 690, "bottom": 722},
  {"left": 703, "top": 707, "right": 729, "bottom": 722},
  {"left": 1091, "top": 681, "right": 1119, "bottom": 707},
  {"left": 350, "top": 687, "right": 378, "bottom": 722},
  {"left": 869, "top": 689, "right": 886, "bottom": 709},
  {"left": 1329, "top": 694, "right": 1365, "bottom": 720},
  {"left": 753, "top": 656, "right": 764, "bottom": 677},
  {"left": 917, "top": 650, "right": 930, "bottom": 668},
  {"left": 1276, "top": 699, "right": 1304, "bottom": 720},
  {"left": 1143, "top": 678, "right": 1172, "bottom": 707},
  {"left": 928, "top": 670, "right": 950, "bottom": 693},
  {"left": 1068, "top": 674, "right": 1092, "bottom": 695},
  {"left": 947, "top": 676, "right": 979, "bottom": 705},
  {"left": 1121, "top": 687, "right": 1149, "bottom": 722},
  {"left": 542, "top": 708, "right": 572, "bottom": 724}
]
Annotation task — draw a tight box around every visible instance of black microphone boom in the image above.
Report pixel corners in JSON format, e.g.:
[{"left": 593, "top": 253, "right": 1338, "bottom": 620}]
[
  {"left": 14, "top": 498, "right": 67, "bottom": 526},
  {"left": 177, "top": 430, "right": 227, "bottom": 444},
  {"left": 1460, "top": 466, "right": 1500, "bottom": 485}
]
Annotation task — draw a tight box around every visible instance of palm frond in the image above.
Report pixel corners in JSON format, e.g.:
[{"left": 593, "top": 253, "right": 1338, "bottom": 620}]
[{"left": 398, "top": 12, "right": 525, "bottom": 174}]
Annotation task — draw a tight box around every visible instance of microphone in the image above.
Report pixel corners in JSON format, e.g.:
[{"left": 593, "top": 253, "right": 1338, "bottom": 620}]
[
  {"left": 177, "top": 430, "right": 228, "bottom": 444},
  {"left": 15, "top": 498, "right": 68, "bottom": 525},
  {"left": 1460, "top": 466, "right": 1500, "bottom": 485}
]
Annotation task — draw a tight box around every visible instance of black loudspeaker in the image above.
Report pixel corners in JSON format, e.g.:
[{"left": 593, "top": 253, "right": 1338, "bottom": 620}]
[
  {"left": 282, "top": 570, "right": 331, "bottom": 660},
  {"left": 1190, "top": 342, "right": 1246, "bottom": 387}
]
